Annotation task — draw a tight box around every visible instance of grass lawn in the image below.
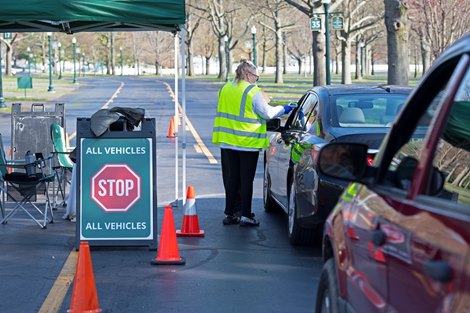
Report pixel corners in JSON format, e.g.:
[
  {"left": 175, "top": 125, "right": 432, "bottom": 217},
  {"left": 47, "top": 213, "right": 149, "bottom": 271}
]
[
  {"left": 188, "top": 72, "right": 422, "bottom": 106},
  {"left": 0, "top": 74, "right": 80, "bottom": 113}
]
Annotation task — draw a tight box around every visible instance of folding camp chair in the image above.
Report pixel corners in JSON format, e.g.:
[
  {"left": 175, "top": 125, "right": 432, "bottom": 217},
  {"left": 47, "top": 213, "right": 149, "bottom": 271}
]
[
  {"left": 0, "top": 134, "right": 56, "bottom": 228},
  {"left": 50, "top": 123, "right": 74, "bottom": 208}
]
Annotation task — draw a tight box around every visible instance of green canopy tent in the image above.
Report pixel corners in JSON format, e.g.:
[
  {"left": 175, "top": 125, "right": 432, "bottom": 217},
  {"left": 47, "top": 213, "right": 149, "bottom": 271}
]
[
  {"left": 0, "top": 0, "right": 189, "bottom": 205},
  {"left": 0, "top": 0, "right": 185, "bottom": 33}
]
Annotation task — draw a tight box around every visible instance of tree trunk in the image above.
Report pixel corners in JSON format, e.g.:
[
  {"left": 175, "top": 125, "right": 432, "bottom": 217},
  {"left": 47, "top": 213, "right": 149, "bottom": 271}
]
[
  {"left": 217, "top": 37, "right": 225, "bottom": 80},
  {"left": 420, "top": 33, "right": 431, "bottom": 74},
  {"left": 341, "top": 40, "right": 352, "bottom": 84},
  {"left": 275, "top": 30, "right": 284, "bottom": 84},
  {"left": 335, "top": 45, "right": 341, "bottom": 75},
  {"left": 384, "top": 0, "right": 409, "bottom": 85},
  {"left": 371, "top": 47, "right": 375, "bottom": 75},
  {"left": 365, "top": 45, "right": 371, "bottom": 76},
  {"left": 283, "top": 33, "right": 287, "bottom": 75},
  {"left": 262, "top": 39, "right": 268, "bottom": 74},
  {"left": 187, "top": 44, "right": 194, "bottom": 76},
  {"left": 205, "top": 57, "right": 210, "bottom": 75},
  {"left": 355, "top": 42, "right": 361, "bottom": 80},
  {"left": 312, "top": 31, "right": 326, "bottom": 86},
  {"left": 111, "top": 33, "right": 115, "bottom": 76},
  {"left": 6, "top": 44, "right": 13, "bottom": 76}
]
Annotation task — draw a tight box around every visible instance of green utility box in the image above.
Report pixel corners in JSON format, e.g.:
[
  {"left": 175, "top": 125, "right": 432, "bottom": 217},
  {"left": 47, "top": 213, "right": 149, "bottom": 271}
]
[{"left": 76, "top": 117, "right": 157, "bottom": 249}]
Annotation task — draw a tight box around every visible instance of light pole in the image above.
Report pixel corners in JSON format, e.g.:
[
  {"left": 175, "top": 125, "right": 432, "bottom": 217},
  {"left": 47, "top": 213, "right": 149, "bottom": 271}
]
[
  {"left": 322, "top": 0, "right": 331, "bottom": 85},
  {"left": 251, "top": 26, "right": 257, "bottom": 67},
  {"left": 72, "top": 37, "right": 77, "bottom": 84},
  {"left": 0, "top": 40, "right": 5, "bottom": 108},
  {"left": 47, "top": 32, "right": 55, "bottom": 92},
  {"left": 224, "top": 35, "right": 229, "bottom": 82},
  {"left": 120, "top": 47, "right": 123, "bottom": 76},
  {"left": 27, "top": 47, "right": 31, "bottom": 76},
  {"left": 57, "top": 42, "right": 62, "bottom": 79}
]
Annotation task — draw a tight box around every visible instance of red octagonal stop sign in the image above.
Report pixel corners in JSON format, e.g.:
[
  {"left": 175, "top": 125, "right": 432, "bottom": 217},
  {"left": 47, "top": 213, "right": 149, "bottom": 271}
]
[{"left": 91, "top": 164, "right": 141, "bottom": 212}]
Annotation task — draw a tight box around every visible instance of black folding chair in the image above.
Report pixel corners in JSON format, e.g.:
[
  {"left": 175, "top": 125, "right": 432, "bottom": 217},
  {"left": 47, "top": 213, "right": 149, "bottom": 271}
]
[{"left": 0, "top": 134, "right": 56, "bottom": 228}]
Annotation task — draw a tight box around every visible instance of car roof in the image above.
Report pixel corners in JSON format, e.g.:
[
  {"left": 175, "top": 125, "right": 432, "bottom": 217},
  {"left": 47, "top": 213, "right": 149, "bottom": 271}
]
[{"left": 309, "top": 84, "right": 413, "bottom": 96}]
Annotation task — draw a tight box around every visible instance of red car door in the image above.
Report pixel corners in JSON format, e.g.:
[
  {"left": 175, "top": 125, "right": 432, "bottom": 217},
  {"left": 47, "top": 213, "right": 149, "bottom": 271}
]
[
  {"left": 340, "top": 183, "right": 391, "bottom": 312},
  {"left": 384, "top": 55, "right": 470, "bottom": 312}
]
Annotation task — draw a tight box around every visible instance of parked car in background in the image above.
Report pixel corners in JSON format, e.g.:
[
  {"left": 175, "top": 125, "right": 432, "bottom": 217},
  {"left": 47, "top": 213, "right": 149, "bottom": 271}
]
[
  {"left": 264, "top": 85, "right": 412, "bottom": 245},
  {"left": 315, "top": 33, "right": 470, "bottom": 313}
]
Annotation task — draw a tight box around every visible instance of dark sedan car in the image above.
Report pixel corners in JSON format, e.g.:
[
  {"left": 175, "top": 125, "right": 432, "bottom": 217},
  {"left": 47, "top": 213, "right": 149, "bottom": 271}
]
[
  {"left": 264, "top": 85, "right": 412, "bottom": 245},
  {"left": 315, "top": 33, "right": 470, "bottom": 313}
]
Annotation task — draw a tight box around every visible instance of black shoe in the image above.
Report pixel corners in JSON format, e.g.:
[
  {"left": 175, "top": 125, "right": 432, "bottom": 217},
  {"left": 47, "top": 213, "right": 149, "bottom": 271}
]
[
  {"left": 239, "top": 215, "right": 260, "bottom": 227},
  {"left": 223, "top": 215, "right": 240, "bottom": 225}
]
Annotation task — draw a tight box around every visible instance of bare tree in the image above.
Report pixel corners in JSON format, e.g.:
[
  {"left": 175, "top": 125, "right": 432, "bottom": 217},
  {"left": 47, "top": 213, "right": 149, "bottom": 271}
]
[
  {"left": 257, "top": 0, "right": 296, "bottom": 84},
  {"left": 144, "top": 32, "right": 173, "bottom": 75},
  {"left": 384, "top": 0, "right": 409, "bottom": 85},
  {"left": 185, "top": 0, "right": 204, "bottom": 76},
  {"left": 410, "top": 0, "right": 470, "bottom": 72},
  {"left": 285, "top": 0, "right": 328, "bottom": 86},
  {"left": 287, "top": 13, "right": 312, "bottom": 75},
  {"left": 336, "top": 0, "right": 381, "bottom": 84},
  {"left": 0, "top": 34, "right": 19, "bottom": 76},
  {"left": 193, "top": 20, "right": 217, "bottom": 75}
]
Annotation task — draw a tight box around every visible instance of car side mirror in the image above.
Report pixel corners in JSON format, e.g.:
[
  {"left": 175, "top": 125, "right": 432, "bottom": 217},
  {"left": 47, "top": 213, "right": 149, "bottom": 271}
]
[
  {"left": 267, "top": 118, "right": 281, "bottom": 131},
  {"left": 317, "top": 143, "right": 368, "bottom": 181}
]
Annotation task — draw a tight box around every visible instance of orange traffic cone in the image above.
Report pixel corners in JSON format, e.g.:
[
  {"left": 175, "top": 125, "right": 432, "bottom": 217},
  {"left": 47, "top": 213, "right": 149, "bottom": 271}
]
[
  {"left": 151, "top": 205, "right": 185, "bottom": 265},
  {"left": 167, "top": 116, "right": 176, "bottom": 138},
  {"left": 177, "top": 186, "right": 204, "bottom": 237},
  {"left": 68, "top": 242, "right": 102, "bottom": 313}
]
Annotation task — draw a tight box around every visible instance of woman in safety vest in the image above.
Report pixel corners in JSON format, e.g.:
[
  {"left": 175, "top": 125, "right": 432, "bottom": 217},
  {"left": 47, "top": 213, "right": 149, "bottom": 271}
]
[{"left": 212, "top": 59, "right": 293, "bottom": 226}]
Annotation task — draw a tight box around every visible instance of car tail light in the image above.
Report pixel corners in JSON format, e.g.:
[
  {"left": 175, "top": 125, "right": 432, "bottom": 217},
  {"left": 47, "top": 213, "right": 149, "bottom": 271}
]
[{"left": 366, "top": 153, "right": 375, "bottom": 166}]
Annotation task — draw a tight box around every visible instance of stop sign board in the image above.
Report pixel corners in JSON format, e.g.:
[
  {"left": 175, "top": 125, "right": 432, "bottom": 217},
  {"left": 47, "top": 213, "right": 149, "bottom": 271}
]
[
  {"left": 79, "top": 136, "right": 154, "bottom": 245},
  {"left": 91, "top": 164, "right": 141, "bottom": 212}
]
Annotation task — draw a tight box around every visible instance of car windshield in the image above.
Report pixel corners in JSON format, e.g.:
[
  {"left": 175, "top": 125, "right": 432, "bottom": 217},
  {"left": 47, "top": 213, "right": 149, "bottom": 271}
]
[{"left": 334, "top": 94, "right": 409, "bottom": 127}]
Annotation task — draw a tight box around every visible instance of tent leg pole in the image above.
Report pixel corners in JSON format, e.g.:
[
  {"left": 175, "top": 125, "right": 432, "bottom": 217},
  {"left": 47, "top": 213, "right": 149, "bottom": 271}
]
[
  {"left": 181, "top": 27, "right": 187, "bottom": 206},
  {"left": 174, "top": 33, "right": 179, "bottom": 208}
]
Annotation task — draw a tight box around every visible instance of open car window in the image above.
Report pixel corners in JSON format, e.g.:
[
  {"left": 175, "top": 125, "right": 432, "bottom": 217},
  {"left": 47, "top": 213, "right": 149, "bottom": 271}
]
[
  {"left": 291, "top": 93, "right": 318, "bottom": 131},
  {"left": 430, "top": 67, "right": 470, "bottom": 208}
]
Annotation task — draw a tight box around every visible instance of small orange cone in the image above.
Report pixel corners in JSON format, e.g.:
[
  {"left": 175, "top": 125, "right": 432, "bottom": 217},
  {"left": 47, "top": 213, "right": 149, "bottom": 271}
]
[
  {"left": 151, "top": 205, "right": 185, "bottom": 265},
  {"left": 167, "top": 116, "right": 176, "bottom": 138},
  {"left": 177, "top": 186, "right": 204, "bottom": 237},
  {"left": 68, "top": 242, "right": 102, "bottom": 313}
]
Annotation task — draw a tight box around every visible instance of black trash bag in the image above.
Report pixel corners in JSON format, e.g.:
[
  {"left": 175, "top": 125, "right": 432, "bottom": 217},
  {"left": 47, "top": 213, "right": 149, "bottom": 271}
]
[
  {"left": 90, "top": 107, "right": 145, "bottom": 137},
  {"left": 110, "top": 107, "right": 145, "bottom": 131}
]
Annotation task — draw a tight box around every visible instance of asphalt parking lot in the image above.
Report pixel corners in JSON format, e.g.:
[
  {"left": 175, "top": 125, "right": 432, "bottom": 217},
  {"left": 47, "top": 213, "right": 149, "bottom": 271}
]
[{"left": 0, "top": 76, "right": 322, "bottom": 313}]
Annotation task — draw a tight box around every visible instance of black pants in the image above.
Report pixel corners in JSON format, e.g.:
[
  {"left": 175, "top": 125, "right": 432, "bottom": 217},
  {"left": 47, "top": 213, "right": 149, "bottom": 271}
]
[{"left": 221, "top": 148, "right": 259, "bottom": 218}]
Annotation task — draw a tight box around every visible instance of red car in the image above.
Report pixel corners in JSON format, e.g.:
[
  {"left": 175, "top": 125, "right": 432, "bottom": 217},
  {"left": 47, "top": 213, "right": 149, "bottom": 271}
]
[{"left": 315, "top": 33, "right": 470, "bottom": 313}]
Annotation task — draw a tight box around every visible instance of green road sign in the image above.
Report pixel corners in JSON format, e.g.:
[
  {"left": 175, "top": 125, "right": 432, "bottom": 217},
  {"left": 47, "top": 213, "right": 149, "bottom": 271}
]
[
  {"left": 332, "top": 16, "right": 344, "bottom": 30},
  {"left": 310, "top": 17, "right": 322, "bottom": 31},
  {"left": 3, "top": 33, "right": 12, "bottom": 40},
  {"left": 17, "top": 77, "right": 33, "bottom": 89},
  {"left": 80, "top": 137, "right": 154, "bottom": 241}
]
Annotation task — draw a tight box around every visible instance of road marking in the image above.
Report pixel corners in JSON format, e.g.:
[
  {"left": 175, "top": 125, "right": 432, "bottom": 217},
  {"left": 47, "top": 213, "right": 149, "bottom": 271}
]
[
  {"left": 38, "top": 250, "right": 78, "bottom": 313},
  {"left": 194, "top": 144, "right": 202, "bottom": 153},
  {"left": 162, "top": 81, "right": 218, "bottom": 164},
  {"left": 68, "top": 81, "right": 125, "bottom": 142}
]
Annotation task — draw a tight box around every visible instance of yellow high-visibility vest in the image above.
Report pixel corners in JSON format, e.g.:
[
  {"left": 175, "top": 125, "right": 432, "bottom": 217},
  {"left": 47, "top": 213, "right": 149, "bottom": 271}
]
[{"left": 212, "top": 81, "right": 268, "bottom": 149}]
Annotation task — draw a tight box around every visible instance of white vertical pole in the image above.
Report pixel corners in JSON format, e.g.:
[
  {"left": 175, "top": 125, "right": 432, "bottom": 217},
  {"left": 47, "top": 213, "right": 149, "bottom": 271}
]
[
  {"left": 173, "top": 33, "right": 179, "bottom": 207},
  {"left": 181, "top": 27, "right": 187, "bottom": 205}
]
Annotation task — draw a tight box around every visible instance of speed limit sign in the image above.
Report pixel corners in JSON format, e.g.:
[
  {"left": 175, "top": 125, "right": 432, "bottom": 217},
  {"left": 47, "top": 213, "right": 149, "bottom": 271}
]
[{"left": 310, "top": 17, "right": 322, "bottom": 31}]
